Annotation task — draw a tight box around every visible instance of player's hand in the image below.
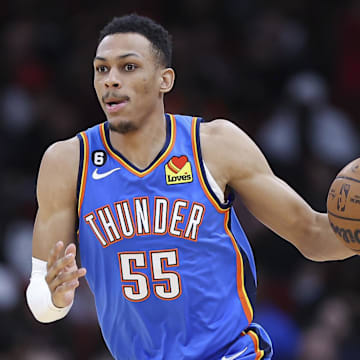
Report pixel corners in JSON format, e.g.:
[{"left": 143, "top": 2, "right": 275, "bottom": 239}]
[{"left": 45, "top": 241, "right": 87, "bottom": 308}]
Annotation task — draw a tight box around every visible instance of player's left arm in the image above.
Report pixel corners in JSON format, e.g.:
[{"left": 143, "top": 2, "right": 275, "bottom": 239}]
[{"left": 201, "top": 119, "right": 356, "bottom": 262}]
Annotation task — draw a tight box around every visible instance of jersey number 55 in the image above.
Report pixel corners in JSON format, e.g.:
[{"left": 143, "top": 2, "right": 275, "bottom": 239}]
[{"left": 118, "top": 249, "right": 182, "bottom": 302}]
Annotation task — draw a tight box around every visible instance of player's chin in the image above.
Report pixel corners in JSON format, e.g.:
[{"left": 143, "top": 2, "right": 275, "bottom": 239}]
[{"left": 108, "top": 118, "right": 138, "bottom": 134}]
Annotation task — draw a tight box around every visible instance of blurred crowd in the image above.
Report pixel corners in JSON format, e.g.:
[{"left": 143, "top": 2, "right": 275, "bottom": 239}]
[{"left": 1, "top": 0, "right": 360, "bottom": 359}]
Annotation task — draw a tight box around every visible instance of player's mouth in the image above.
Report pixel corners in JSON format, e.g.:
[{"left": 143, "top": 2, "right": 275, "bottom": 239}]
[{"left": 103, "top": 96, "right": 130, "bottom": 113}]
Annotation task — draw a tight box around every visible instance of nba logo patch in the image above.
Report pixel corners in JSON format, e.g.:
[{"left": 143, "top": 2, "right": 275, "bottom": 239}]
[{"left": 165, "top": 155, "right": 193, "bottom": 185}]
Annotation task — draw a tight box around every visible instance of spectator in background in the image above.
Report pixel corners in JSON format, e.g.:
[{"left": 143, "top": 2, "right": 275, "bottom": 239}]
[
  {"left": 297, "top": 296, "right": 353, "bottom": 360},
  {"left": 334, "top": 0, "right": 360, "bottom": 119},
  {"left": 257, "top": 71, "right": 359, "bottom": 168},
  {"left": 256, "top": 71, "right": 360, "bottom": 206}
]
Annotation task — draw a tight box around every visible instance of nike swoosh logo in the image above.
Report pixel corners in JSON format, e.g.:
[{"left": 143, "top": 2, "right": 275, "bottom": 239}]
[
  {"left": 92, "top": 167, "right": 121, "bottom": 180},
  {"left": 221, "top": 347, "right": 248, "bottom": 360}
]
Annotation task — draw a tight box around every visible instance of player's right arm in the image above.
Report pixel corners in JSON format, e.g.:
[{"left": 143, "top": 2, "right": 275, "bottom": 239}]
[
  {"left": 201, "top": 120, "right": 356, "bottom": 262},
  {"left": 27, "top": 137, "right": 86, "bottom": 322}
]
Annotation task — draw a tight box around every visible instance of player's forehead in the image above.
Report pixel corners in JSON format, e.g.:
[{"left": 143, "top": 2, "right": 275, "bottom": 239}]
[{"left": 95, "top": 33, "right": 153, "bottom": 61}]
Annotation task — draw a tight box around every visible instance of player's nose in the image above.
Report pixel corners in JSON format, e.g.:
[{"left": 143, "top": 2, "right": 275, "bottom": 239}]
[{"left": 105, "top": 69, "right": 122, "bottom": 88}]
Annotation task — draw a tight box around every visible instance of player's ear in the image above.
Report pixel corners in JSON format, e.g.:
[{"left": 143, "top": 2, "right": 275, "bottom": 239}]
[{"left": 160, "top": 67, "right": 175, "bottom": 94}]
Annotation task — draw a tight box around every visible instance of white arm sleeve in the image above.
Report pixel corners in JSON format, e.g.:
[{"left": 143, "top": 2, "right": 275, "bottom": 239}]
[{"left": 26, "top": 257, "right": 73, "bottom": 323}]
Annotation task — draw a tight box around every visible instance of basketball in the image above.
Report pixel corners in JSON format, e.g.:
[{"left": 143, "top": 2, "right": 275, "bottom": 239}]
[{"left": 327, "top": 158, "right": 360, "bottom": 253}]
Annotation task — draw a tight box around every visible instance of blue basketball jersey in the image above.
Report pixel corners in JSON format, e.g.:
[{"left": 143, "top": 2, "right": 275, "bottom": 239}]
[{"left": 77, "top": 114, "right": 273, "bottom": 359}]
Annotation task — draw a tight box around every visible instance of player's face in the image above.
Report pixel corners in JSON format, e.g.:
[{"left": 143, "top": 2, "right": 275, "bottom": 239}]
[{"left": 93, "top": 33, "right": 168, "bottom": 133}]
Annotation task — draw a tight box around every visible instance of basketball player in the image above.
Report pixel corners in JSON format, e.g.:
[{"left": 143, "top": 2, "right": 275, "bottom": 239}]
[{"left": 26, "top": 14, "right": 356, "bottom": 360}]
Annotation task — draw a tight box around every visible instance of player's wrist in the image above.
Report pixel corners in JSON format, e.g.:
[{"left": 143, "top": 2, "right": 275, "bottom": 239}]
[
  {"left": 51, "top": 296, "right": 71, "bottom": 309},
  {"left": 26, "top": 257, "right": 74, "bottom": 323}
]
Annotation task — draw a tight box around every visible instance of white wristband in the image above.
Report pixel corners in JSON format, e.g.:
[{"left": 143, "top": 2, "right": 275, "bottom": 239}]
[{"left": 26, "top": 257, "right": 73, "bottom": 323}]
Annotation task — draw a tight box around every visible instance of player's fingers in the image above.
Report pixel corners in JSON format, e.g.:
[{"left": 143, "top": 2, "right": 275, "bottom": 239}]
[
  {"left": 57, "top": 279, "right": 81, "bottom": 294},
  {"left": 63, "top": 244, "right": 79, "bottom": 271},
  {"left": 49, "top": 268, "right": 86, "bottom": 290},
  {"left": 78, "top": 267, "right": 87, "bottom": 278},
  {"left": 53, "top": 280, "right": 80, "bottom": 299},
  {"left": 48, "top": 267, "right": 86, "bottom": 292},
  {"left": 45, "top": 252, "right": 76, "bottom": 284},
  {"left": 64, "top": 243, "right": 76, "bottom": 257},
  {"left": 47, "top": 241, "right": 64, "bottom": 270}
]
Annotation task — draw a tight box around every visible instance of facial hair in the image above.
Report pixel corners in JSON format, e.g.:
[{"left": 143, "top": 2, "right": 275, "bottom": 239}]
[{"left": 109, "top": 120, "right": 138, "bottom": 134}]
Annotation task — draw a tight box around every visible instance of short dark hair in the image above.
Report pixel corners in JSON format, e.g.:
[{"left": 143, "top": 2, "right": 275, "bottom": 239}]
[{"left": 98, "top": 14, "right": 172, "bottom": 67}]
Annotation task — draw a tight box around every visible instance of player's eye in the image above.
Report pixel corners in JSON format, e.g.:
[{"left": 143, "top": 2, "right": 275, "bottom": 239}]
[
  {"left": 124, "top": 64, "right": 137, "bottom": 72},
  {"left": 96, "top": 65, "right": 108, "bottom": 73}
]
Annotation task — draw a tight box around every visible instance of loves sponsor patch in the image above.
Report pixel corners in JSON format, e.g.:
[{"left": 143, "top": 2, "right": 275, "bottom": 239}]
[{"left": 165, "top": 155, "right": 193, "bottom": 185}]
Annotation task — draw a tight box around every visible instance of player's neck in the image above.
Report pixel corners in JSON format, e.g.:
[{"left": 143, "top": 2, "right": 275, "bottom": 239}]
[{"left": 109, "top": 109, "right": 167, "bottom": 170}]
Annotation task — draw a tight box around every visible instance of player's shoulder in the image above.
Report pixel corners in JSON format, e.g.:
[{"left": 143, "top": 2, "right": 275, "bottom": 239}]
[
  {"left": 200, "top": 118, "right": 253, "bottom": 151},
  {"left": 200, "top": 118, "right": 232, "bottom": 133},
  {"left": 42, "top": 136, "right": 79, "bottom": 165},
  {"left": 39, "top": 136, "right": 80, "bottom": 182},
  {"left": 199, "top": 118, "right": 267, "bottom": 181},
  {"left": 36, "top": 136, "right": 80, "bottom": 206}
]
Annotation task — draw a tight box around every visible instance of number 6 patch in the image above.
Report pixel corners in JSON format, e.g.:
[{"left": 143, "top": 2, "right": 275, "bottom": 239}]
[{"left": 92, "top": 150, "right": 107, "bottom": 167}]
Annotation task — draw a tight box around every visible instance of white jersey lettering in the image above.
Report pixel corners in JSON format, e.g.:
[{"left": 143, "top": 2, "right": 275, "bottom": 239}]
[
  {"left": 116, "top": 201, "right": 135, "bottom": 238},
  {"left": 97, "top": 206, "right": 122, "bottom": 243},
  {"left": 85, "top": 213, "right": 108, "bottom": 246},
  {"left": 134, "top": 197, "right": 151, "bottom": 235},
  {"left": 169, "top": 200, "right": 188, "bottom": 237},
  {"left": 153, "top": 197, "right": 169, "bottom": 234},
  {"left": 184, "top": 203, "right": 205, "bottom": 241},
  {"left": 84, "top": 197, "right": 205, "bottom": 245}
]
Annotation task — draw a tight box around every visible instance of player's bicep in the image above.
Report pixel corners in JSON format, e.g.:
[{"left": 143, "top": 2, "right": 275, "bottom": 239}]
[
  {"left": 236, "top": 172, "right": 312, "bottom": 239},
  {"left": 225, "top": 126, "right": 313, "bottom": 244},
  {"left": 32, "top": 139, "right": 79, "bottom": 260}
]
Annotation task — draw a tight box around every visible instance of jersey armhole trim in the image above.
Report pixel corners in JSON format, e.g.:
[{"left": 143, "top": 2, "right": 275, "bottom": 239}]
[
  {"left": 76, "top": 133, "right": 83, "bottom": 206},
  {"left": 77, "top": 132, "right": 89, "bottom": 217},
  {"left": 191, "top": 117, "right": 231, "bottom": 213},
  {"left": 224, "top": 210, "right": 254, "bottom": 325},
  {"left": 248, "top": 330, "right": 265, "bottom": 360}
]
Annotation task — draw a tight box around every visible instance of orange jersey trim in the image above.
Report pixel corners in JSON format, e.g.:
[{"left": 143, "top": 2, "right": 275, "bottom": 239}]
[
  {"left": 224, "top": 211, "right": 254, "bottom": 324},
  {"left": 191, "top": 117, "right": 227, "bottom": 214},
  {"left": 78, "top": 132, "right": 89, "bottom": 216},
  {"left": 248, "top": 330, "right": 265, "bottom": 360},
  {"left": 99, "top": 114, "right": 177, "bottom": 178}
]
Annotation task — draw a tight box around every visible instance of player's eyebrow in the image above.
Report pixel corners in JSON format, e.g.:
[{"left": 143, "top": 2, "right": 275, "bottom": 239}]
[{"left": 94, "top": 53, "right": 141, "bottom": 62}]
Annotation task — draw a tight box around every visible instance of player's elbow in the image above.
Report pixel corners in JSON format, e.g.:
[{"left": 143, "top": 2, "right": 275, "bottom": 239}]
[
  {"left": 291, "top": 211, "right": 330, "bottom": 262},
  {"left": 298, "top": 246, "right": 328, "bottom": 262},
  {"left": 300, "top": 248, "right": 350, "bottom": 262},
  {"left": 294, "top": 211, "right": 348, "bottom": 262}
]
